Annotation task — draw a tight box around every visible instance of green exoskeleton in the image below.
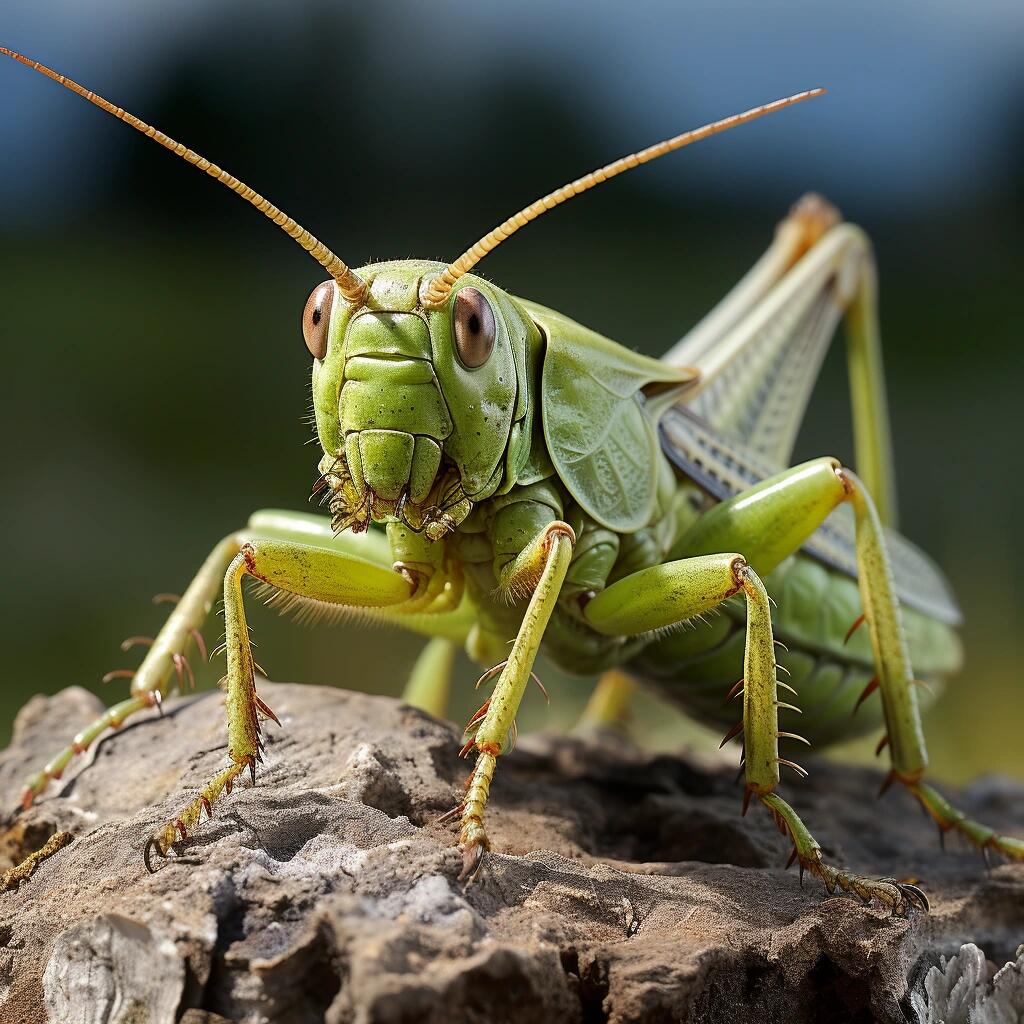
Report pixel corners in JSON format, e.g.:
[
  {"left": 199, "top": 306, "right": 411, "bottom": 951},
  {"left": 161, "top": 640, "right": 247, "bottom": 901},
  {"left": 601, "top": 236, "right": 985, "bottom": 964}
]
[{"left": 5, "top": 48, "right": 1021, "bottom": 913}]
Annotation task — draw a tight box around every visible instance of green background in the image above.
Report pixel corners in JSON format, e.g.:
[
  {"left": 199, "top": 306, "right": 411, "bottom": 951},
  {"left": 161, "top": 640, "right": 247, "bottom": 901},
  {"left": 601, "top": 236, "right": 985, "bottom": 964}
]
[{"left": 1, "top": 2, "right": 1022, "bottom": 783}]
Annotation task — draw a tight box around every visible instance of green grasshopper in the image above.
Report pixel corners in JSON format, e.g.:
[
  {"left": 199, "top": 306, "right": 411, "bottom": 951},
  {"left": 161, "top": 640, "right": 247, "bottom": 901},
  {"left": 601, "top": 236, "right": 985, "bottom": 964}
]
[{"left": 5, "top": 48, "right": 1021, "bottom": 914}]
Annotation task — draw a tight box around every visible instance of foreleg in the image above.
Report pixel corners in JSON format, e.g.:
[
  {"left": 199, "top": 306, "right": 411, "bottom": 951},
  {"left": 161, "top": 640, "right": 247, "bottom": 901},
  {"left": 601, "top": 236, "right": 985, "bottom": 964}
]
[{"left": 454, "top": 521, "right": 575, "bottom": 879}]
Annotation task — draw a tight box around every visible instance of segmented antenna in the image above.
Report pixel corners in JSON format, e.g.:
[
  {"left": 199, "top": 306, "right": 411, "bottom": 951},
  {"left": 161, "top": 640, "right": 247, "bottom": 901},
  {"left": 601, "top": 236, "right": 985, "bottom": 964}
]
[
  {"left": 421, "top": 88, "right": 826, "bottom": 307},
  {"left": 0, "top": 47, "right": 367, "bottom": 305}
]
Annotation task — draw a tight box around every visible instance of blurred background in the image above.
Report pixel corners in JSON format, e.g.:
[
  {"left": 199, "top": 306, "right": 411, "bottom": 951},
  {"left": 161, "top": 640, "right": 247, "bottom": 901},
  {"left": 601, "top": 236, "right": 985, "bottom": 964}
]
[{"left": 1, "top": 0, "right": 1021, "bottom": 782}]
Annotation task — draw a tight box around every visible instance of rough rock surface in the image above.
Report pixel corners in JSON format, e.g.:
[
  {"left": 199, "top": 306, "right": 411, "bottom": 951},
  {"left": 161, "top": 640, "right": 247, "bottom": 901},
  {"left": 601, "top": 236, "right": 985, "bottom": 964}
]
[{"left": 1, "top": 683, "right": 1022, "bottom": 1024}]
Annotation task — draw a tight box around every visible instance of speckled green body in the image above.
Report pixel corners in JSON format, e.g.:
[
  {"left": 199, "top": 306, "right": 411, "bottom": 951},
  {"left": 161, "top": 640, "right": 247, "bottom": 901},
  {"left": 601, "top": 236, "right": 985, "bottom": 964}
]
[
  {"left": 307, "top": 261, "right": 962, "bottom": 752},
  {"left": 296, "top": 260, "right": 958, "bottom": 749},
  {"left": 10, "top": 46, "right": 1014, "bottom": 900}
]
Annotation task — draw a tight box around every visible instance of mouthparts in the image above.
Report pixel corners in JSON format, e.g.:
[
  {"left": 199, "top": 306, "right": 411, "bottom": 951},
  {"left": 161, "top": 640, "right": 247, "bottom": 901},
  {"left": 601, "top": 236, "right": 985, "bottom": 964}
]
[{"left": 314, "top": 452, "right": 473, "bottom": 541}]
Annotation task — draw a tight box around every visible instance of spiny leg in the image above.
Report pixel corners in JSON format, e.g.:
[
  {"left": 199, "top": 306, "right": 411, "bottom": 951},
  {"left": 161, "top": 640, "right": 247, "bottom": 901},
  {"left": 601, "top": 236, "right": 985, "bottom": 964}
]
[
  {"left": 19, "top": 509, "right": 408, "bottom": 811},
  {"left": 16, "top": 501, "right": 423, "bottom": 880},
  {"left": 456, "top": 521, "right": 575, "bottom": 880},
  {"left": 761, "top": 793, "right": 928, "bottom": 913},
  {"left": 585, "top": 549, "right": 927, "bottom": 912},
  {"left": 743, "top": 571, "right": 926, "bottom": 912},
  {"left": 742, "top": 571, "right": 925, "bottom": 913},
  {"left": 145, "top": 535, "right": 414, "bottom": 867},
  {"left": 906, "top": 782, "right": 1024, "bottom": 862},
  {"left": 672, "top": 458, "right": 929, "bottom": 892},
  {"left": 585, "top": 458, "right": 966, "bottom": 913},
  {"left": 20, "top": 534, "right": 243, "bottom": 809},
  {"left": 836, "top": 475, "right": 1024, "bottom": 861}
]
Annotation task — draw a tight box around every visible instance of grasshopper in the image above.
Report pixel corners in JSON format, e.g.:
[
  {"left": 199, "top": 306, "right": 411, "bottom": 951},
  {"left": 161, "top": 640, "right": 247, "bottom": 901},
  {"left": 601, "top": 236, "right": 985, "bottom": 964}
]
[{"left": 5, "top": 48, "right": 1020, "bottom": 914}]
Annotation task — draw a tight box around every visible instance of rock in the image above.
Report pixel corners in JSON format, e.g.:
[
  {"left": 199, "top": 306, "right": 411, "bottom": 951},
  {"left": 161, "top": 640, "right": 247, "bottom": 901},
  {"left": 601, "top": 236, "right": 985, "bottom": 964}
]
[
  {"left": 43, "top": 913, "right": 184, "bottom": 1024},
  {"left": 0, "top": 682, "right": 1022, "bottom": 1023}
]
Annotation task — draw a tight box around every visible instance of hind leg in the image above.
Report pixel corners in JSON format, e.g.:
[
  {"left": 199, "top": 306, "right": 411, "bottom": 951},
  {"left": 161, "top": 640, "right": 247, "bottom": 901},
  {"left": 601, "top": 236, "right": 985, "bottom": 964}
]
[{"left": 833, "top": 482, "right": 1024, "bottom": 861}]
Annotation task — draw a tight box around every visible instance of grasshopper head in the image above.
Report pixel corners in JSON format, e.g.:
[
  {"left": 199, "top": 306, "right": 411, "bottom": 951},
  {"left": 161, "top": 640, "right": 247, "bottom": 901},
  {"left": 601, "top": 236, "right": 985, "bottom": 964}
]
[{"left": 306, "top": 261, "right": 541, "bottom": 538}]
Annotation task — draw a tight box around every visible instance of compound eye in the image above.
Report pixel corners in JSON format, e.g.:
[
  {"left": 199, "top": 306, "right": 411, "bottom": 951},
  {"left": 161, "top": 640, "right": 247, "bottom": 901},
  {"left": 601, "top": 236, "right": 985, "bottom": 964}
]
[
  {"left": 452, "top": 287, "right": 496, "bottom": 369},
  {"left": 302, "top": 281, "right": 334, "bottom": 360}
]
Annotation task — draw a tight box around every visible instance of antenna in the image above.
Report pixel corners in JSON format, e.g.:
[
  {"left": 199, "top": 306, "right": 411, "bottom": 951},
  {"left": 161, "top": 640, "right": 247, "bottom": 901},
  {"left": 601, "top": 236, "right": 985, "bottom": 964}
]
[
  {"left": 421, "top": 88, "right": 826, "bottom": 307},
  {"left": 1, "top": 48, "right": 367, "bottom": 304}
]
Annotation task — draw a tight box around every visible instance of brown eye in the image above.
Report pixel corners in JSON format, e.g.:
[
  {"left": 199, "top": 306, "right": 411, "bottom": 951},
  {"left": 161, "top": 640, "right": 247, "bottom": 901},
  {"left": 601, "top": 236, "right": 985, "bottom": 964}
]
[
  {"left": 453, "top": 287, "right": 496, "bottom": 368},
  {"left": 302, "top": 281, "right": 334, "bottom": 360}
]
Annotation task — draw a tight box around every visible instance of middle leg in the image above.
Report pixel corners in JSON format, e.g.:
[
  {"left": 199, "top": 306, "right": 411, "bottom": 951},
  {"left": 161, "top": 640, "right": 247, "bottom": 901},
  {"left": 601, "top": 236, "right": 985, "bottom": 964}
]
[
  {"left": 584, "top": 455, "right": 986, "bottom": 909},
  {"left": 584, "top": 547, "right": 929, "bottom": 912}
]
